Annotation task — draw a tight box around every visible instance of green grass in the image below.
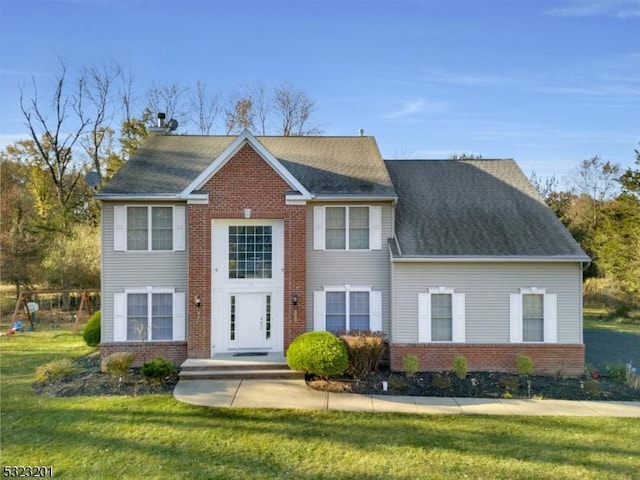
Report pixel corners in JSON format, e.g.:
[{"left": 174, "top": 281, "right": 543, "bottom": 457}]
[
  {"left": 584, "top": 307, "right": 640, "bottom": 336},
  {"left": 2, "top": 329, "right": 640, "bottom": 479}
]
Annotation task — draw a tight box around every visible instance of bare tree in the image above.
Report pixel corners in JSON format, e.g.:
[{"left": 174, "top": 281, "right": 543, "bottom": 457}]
[
  {"left": 19, "top": 61, "right": 89, "bottom": 213},
  {"left": 248, "top": 82, "right": 270, "bottom": 135},
  {"left": 145, "top": 81, "right": 189, "bottom": 127},
  {"left": 79, "top": 61, "right": 122, "bottom": 184},
  {"left": 273, "top": 84, "right": 320, "bottom": 136},
  {"left": 189, "top": 80, "right": 221, "bottom": 135},
  {"left": 572, "top": 156, "right": 620, "bottom": 204}
]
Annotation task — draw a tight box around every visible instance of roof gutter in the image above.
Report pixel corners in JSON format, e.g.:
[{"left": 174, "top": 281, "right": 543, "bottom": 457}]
[
  {"left": 95, "top": 193, "right": 207, "bottom": 203},
  {"left": 391, "top": 255, "right": 591, "bottom": 263}
]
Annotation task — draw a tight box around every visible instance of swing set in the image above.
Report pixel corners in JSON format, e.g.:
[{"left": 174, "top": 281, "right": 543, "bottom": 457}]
[{"left": 6, "top": 289, "right": 100, "bottom": 336}]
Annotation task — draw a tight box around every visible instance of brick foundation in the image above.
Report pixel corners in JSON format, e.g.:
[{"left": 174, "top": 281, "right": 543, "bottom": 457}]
[
  {"left": 389, "top": 343, "right": 585, "bottom": 376},
  {"left": 100, "top": 342, "right": 188, "bottom": 367}
]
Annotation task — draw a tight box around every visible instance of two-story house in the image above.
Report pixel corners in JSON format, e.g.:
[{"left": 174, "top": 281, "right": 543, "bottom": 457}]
[{"left": 96, "top": 129, "right": 589, "bottom": 375}]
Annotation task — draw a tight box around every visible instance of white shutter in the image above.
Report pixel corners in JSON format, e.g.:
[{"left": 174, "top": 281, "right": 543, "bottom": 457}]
[
  {"left": 313, "top": 291, "right": 326, "bottom": 331},
  {"left": 173, "top": 292, "right": 186, "bottom": 341},
  {"left": 418, "top": 292, "right": 431, "bottom": 342},
  {"left": 452, "top": 293, "right": 466, "bottom": 342},
  {"left": 543, "top": 293, "right": 558, "bottom": 343},
  {"left": 510, "top": 293, "right": 523, "bottom": 343},
  {"left": 369, "top": 206, "right": 382, "bottom": 250},
  {"left": 313, "top": 206, "right": 325, "bottom": 250},
  {"left": 369, "top": 290, "right": 382, "bottom": 332},
  {"left": 113, "top": 206, "right": 126, "bottom": 251},
  {"left": 113, "top": 293, "right": 127, "bottom": 341},
  {"left": 173, "top": 206, "right": 186, "bottom": 251}
]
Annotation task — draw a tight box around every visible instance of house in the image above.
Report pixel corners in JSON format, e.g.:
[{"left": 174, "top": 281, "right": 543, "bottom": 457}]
[{"left": 96, "top": 128, "right": 590, "bottom": 375}]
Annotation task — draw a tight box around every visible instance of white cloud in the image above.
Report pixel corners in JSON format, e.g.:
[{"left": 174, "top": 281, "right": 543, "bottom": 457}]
[
  {"left": 383, "top": 98, "right": 447, "bottom": 119},
  {"left": 545, "top": 0, "right": 640, "bottom": 18}
]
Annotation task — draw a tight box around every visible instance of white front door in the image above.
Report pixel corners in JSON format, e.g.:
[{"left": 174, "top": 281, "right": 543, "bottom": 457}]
[
  {"left": 234, "top": 293, "right": 270, "bottom": 349},
  {"left": 211, "top": 220, "right": 284, "bottom": 355}
]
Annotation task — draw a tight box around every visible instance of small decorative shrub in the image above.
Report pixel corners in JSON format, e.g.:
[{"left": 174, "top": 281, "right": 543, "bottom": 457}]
[
  {"left": 35, "top": 359, "right": 78, "bottom": 383},
  {"left": 102, "top": 352, "right": 135, "bottom": 378},
  {"left": 517, "top": 355, "right": 534, "bottom": 376},
  {"left": 286, "top": 331, "right": 349, "bottom": 378},
  {"left": 499, "top": 374, "right": 519, "bottom": 394},
  {"left": 340, "top": 331, "right": 385, "bottom": 378},
  {"left": 142, "top": 358, "right": 176, "bottom": 382},
  {"left": 387, "top": 375, "right": 409, "bottom": 392},
  {"left": 602, "top": 362, "right": 627, "bottom": 382},
  {"left": 82, "top": 310, "right": 101, "bottom": 347},
  {"left": 452, "top": 355, "right": 468, "bottom": 380},
  {"left": 432, "top": 373, "right": 452, "bottom": 390},
  {"left": 402, "top": 354, "right": 419, "bottom": 378},
  {"left": 583, "top": 379, "right": 600, "bottom": 396}
]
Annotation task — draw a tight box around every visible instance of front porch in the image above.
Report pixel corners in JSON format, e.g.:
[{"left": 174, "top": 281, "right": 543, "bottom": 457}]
[{"left": 179, "top": 352, "right": 303, "bottom": 381}]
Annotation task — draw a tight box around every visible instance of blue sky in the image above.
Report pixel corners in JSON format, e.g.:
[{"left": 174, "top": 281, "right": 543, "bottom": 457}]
[{"left": 1, "top": 0, "right": 638, "bottom": 186}]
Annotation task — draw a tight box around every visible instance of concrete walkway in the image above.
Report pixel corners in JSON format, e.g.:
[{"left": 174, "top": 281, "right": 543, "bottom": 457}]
[{"left": 174, "top": 378, "right": 640, "bottom": 417}]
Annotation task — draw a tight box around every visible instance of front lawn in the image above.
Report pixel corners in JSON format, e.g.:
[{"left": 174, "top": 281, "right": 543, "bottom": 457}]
[{"left": 1, "top": 328, "right": 639, "bottom": 479}]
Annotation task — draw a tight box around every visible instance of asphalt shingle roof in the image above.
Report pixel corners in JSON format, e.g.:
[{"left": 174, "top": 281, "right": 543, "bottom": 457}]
[
  {"left": 99, "top": 134, "right": 395, "bottom": 196},
  {"left": 384, "top": 159, "right": 589, "bottom": 259}
]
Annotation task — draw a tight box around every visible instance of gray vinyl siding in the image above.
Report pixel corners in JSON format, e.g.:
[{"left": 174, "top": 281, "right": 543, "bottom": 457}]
[
  {"left": 306, "top": 202, "right": 394, "bottom": 334},
  {"left": 391, "top": 262, "right": 583, "bottom": 344},
  {"left": 101, "top": 202, "right": 188, "bottom": 342}
]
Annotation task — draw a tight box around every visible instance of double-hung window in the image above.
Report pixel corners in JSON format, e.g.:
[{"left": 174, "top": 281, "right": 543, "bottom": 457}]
[
  {"left": 314, "top": 287, "right": 382, "bottom": 333},
  {"left": 510, "top": 288, "right": 557, "bottom": 343},
  {"left": 313, "top": 205, "right": 382, "bottom": 250},
  {"left": 113, "top": 288, "right": 185, "bottom": 342},
  {"left": 114, "top": 205, "right": 185, "bottom": 252},
  {"left": 418, "top": 288, "right": 466, "bottom": 342}
]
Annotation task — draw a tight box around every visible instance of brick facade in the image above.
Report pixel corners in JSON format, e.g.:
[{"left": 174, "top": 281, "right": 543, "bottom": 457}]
[
  {"left": 187, "top": 143, "right": 307, "bottom": 358},
  {"left": 389, "top": 343, "right": 585, "bottom": 376},
  {"left": 100, "top": 341, "right": 188, "bottom": 367}
]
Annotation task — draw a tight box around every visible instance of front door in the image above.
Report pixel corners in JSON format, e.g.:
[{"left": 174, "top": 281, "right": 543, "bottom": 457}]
[
  {"left": 234, "top": 293, "right": 270, "bottom": 349},
  {"left": 211, "top": 220, "right": 284, "bottom": 355}
]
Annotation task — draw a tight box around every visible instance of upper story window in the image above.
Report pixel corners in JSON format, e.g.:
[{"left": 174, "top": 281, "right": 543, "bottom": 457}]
[
  {"left": 313, "top": 205, "right": 382, "bottom": 251},
  {"left": 113, "top": 205, "right": 185, "bottom": 252},
  {"left": 228, "top": 225, "right": 272, "bottom": 279},
  {"left": 314, "top": 286, "right": 382, "bottom": 333}
]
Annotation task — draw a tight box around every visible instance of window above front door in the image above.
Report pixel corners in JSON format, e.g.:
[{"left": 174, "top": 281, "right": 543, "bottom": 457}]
[{"left": 228, "top": 225, "right": 273, "bottom": 279}]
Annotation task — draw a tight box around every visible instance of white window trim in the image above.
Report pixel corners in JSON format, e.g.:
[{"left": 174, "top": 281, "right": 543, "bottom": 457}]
[
  {"left": 113, "top": 287, "right": 185, "bottom": 342},
  {"left": 509, "top": 287, "right": 557, "bottom": 343},
  {"left": 418, "top": 287, "right": 466, "bottom": 343},
  {"left": 313, "top": 205, "right": 382, "bottom": 251},
  {"left": 114, "top": 205, "right": 186, "bottom": 252},
  {"left": 313, "top": 285, "right": 382, "bottom": 332}
]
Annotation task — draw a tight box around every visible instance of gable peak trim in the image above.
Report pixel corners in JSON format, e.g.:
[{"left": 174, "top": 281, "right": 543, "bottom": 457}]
[{"left": 179, "top": 130, "right": 312, "bottom": 199}]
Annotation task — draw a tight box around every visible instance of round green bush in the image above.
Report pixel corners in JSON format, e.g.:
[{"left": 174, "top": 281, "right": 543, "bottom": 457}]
[
  {"left": 82, "top": 310, "right": 101, "bottom": 347},
  {"left": 141, "top": 358, "right": 176, "bottom": 381},
  {"left": 286, "top": 331, "right": 349, "bottom": 378}
]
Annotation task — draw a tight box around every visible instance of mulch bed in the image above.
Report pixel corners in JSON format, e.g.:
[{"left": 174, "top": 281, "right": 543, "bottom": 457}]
[
  {"left": 33, "top": 352, "right": 178, "bottom": 397},
  {"left": 33, "top": 353, "right": 640, "bottom": 401},
  {"left": 307, "top": 370, "right": 640, "bottom": 401}
]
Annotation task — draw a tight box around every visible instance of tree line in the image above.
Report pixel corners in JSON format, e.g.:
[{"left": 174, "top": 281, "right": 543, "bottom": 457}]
[
  {"left": 530, "top": 150, "right": 640, "bottom": 307},
  {"left": 1, "top": 60, "right": 321, "bottom": 295}
]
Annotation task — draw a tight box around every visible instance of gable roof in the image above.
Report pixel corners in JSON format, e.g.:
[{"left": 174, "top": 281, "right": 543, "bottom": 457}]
[
  {"left": 384, "top": 159, "right": 589, "bottom": 260},
  {"left": 97, "top": 133, "right": 396, "bottom": 199}
]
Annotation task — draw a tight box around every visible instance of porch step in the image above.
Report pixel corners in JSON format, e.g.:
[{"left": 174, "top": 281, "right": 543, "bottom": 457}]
[
  {"left": 179, "top": 368, "right": 304, "bottom": 380},
  {"left": 178, "top": 354, "right": 304, "bottom": 381}
]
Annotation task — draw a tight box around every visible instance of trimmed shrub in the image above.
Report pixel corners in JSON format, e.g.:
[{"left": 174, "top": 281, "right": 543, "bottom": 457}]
[
  {"left": 453, "top": 355, "right": 468, "bottom": 380},
  {"left": 286, "top": 331, "right": 349, "bottom": 378},
  {"left": 102, "top": 352, "right": 134, "bottom": 378},
  {"left": 35, "top": 359, "right": 78, "bottom": 383},
  {"left": 402, "top": 354, "right": 419, "bottom": 378},
  {"left": 517, "top": 355, "right": 534, "bottom": 376},
  {"left": 432, "top": 373, "right": 452, "bottom": 390},
  {"left": 340, "top": 332, "right": 385, "bottom": 378},
  {"left": 83, "top": 310, "right": 101, "bottom": 347},
  {"left": 142, "top": 358, "right": 176, "bottom": 383}
]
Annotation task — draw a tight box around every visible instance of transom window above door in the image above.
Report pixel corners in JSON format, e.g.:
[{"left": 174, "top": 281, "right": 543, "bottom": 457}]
[{"left": 228, "top": 225, "right": 272, "bottom": 279}]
